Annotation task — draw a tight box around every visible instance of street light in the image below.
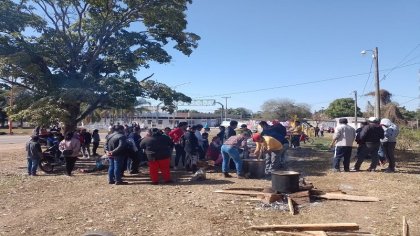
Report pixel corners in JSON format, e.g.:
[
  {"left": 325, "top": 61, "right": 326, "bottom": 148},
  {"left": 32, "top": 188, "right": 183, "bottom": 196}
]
[{"left": 361, "top": 47, "right": 380, "bottom": 118}]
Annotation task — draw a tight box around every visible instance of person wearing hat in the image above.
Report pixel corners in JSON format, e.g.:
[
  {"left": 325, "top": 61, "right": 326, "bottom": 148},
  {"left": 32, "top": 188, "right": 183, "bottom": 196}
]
[
  {"left": 379, "top": 118, "right": 399, "bottom": 173},
  {"left": 252, "top": 133, "right": 284, "bottom": 176},
  {"left": 352, "top": 117, "right": 384, "bottom": 172},
  {"left": 329, "top": 118, "right": 355, "bottom": 172}
]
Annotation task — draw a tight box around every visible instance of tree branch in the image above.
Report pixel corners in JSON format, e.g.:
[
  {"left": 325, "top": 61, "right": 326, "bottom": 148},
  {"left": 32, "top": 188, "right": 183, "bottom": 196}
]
[{"left": 75, "top": 94, "right": 108, "bottom": 122}]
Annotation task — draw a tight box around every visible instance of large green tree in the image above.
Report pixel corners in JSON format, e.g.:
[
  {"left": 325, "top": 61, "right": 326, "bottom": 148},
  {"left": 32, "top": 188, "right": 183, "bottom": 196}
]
[
  {"left": 0, "top": 0, "right": 199, "bottom": 132},
  {"left": 325, "top": 98, "right": 362, "bottom": 118}
]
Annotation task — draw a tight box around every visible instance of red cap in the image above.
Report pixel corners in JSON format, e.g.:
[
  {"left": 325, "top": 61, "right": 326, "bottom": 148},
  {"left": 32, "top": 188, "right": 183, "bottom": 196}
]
[{"left": 252, "top": 133, "right": 262, "bottom": 142}]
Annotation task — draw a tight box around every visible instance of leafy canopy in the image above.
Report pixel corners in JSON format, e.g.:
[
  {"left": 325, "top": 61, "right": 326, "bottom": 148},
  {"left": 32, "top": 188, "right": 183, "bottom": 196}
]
[
  {"left": 0, "top": 0, "right": 199, "bottom": 130},
  {"left": 325, "top": 98, "right": 362, "bottom": 118}
]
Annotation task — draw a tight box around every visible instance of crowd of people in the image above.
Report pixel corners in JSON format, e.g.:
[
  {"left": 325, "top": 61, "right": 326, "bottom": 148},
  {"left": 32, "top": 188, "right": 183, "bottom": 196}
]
[
  {"left": 25, "top": 116, "right": 400, "bottom": 183},
  {"left": 330, "top": 117, "right": 399, "bottom": 173}
]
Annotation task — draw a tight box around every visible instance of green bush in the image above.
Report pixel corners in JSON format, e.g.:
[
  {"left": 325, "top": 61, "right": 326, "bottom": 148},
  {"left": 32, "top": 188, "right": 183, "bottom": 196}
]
[{"left": 396, "top": 127, "right": 420, "bottom": 151}]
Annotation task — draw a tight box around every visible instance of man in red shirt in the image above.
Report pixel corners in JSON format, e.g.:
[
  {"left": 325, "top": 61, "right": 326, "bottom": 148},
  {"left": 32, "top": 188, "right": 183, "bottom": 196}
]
[{"left": 169, "top": 122, "right": 188, "bottom": 170}]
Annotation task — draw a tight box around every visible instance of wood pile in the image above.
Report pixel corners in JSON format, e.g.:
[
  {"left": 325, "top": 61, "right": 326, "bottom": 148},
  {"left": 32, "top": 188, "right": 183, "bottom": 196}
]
[{"left": 214, "top": 182, "right": 380, "bottom": 215}]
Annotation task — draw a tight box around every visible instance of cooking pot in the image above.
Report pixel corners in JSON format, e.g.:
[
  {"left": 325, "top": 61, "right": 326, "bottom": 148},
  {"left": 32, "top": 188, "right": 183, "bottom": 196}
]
[
  {"left": 271, "top": 170, "right": 300, "bottom": 193},
  {"left": 242, "top": 159, "right": 265, "bottom": 179}
]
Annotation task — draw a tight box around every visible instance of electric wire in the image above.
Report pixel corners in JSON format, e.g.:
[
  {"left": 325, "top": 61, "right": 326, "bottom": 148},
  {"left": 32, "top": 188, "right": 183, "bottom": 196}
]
[
  {"left": 381, "top": 43, "right": 420, "bottom": 81},
  {"left": 194, "top": 62, "right": 420, "bottom": 99},
  {"left": 361, "top": 57, "right": 374, "bottom": 97}
]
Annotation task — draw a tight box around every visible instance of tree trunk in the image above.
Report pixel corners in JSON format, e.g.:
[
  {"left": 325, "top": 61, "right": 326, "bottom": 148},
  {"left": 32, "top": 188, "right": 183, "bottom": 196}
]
[{"left": 63, "top": 103, "right": 81, "bottom": 134}]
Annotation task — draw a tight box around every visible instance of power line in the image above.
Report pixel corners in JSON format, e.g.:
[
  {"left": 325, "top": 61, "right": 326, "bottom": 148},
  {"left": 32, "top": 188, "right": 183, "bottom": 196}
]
[
  {"left": 381, "top": 43, "right": 420, "bottom": 81},
  {"left": 361, "top": 57, "right": 374, "bottom": 97},
  {"left": 195, "top": 62, "right": 420, "bottom": 99}
]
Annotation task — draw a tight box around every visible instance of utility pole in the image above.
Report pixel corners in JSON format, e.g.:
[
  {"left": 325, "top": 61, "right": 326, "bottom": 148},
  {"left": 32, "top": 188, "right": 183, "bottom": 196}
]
[
  {"left": 373, "top": 47, "right": 381, "bottom": 118},
  {"left": 221, "top": 96, "right": 230, "bottom": 121},
  {"left": 354, "top": 90, "right": 358, "bottom": 129}
]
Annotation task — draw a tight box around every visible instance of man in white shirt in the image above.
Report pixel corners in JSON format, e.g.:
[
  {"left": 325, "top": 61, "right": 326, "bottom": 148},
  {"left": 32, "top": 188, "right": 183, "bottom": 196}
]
[{"left": 330, "top": 118, "right": 356, "bottom": 172}]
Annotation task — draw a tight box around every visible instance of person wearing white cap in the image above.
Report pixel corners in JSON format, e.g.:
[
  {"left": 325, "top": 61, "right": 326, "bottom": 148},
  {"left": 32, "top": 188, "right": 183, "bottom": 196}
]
[
  {"left": 380, "top": 118, "right": 399, "bottom": 173},
  {"left": 352, "top": 117, "right": 384, "bottom": 172}
]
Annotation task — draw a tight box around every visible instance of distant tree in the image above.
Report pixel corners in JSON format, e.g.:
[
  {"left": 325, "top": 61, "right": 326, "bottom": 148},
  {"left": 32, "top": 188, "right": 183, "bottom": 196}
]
[
  {"left": 226, "top": 107, "right": 252, "bottom": 119},
  {"left": 364, "top": 89, "right": 392, "bottom": 105},
  {"left": 260, "top": 99, "right": 311, "bottom": 121},
  {"left": 0, "top": 0, "right": 199, "bottom": 132},
  {"left": 325, "top": 98, "right": 362, "bottom": 118}
]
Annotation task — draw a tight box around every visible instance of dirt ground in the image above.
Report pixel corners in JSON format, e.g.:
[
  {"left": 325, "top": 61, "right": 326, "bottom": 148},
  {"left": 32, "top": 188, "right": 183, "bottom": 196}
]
[{"left": 0, "top": 142, "right": 419, "bottom": 236}]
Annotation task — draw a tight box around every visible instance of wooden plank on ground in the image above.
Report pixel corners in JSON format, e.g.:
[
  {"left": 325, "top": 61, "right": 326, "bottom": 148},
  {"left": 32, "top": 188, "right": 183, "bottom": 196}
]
[
  {"left": 314, "top": 193, "right": 379, "bottom": 202},
  {"left": 402, "top": 216, "right": 409, "bottom": 236},
  {"left": 214, "top": 189, "right": 262, "bottom": 196},
  {"left": 287, "top": 196, "right": 295, "bottom": 215},
  {"left": 274, "top": 231, "right": 314, "bottom": 236},
  {"left": 224, "top": 187, "right": 265, "bottom": 191},
  {"left": 248, "top": 223, "right": 360, "bottom": 232},
  {"left": 327, "top": 232, "right": 374, "bottom": 236},
  {"left": 304, "top": 231, "right": 328, "bottom": 236}
]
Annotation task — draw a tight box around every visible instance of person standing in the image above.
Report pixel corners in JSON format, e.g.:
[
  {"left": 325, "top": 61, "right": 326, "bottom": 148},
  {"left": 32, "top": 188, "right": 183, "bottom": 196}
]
[
  {"left": 183, "top": 125, "right": 200, "bottom": 172},
  {"left": 106, "top": 125, "right": 129, "bottom": 185},
  {"left": 169, "top": 122, "right": 188, "bottom": 170},
  {"left": 81, "top": 129, "right": 92, "bottom": 159},
  {"left": 289, "top": 121, "right": 302, "bottom": 148},
  {"left": 91, "top": 129, "right": 100, "bottom": 156},
  {"left": 224, "top": 120, "right": 238, "bottom": 141},
  {"left": 380, "top": 118, "right": 399, "bottom": 173},
  {"left": 314, "top": 126, "right": 320, "bottom": 137},
  {"left": 353, "top": 117, "right": 384, "bottom": 172},
  {"left": 216, "top": 126, "right": 226, "bottom": 143},
  {"left": 127, "top": 126, "right": 142, "bottom": 174},
  {"left": 329, "top": 118, "right": 356, "bottom": 172},
  {"left": 221, "top": 132, "right": 251, "bottom": 178},
  {"left": 26, "top": 135, "right": 43, "bottom": 176},
  {"left": 140, "top": 128, "right": 174, "bottom": 184},
  {"left": 252, "top": 133, "right": 283, "bottom": 176},
  {"left": 259, "top": 121, "right": 289, "bottom": 169},
  {"left": 59, "top": 132, "right": 81, "bottom": 176}
]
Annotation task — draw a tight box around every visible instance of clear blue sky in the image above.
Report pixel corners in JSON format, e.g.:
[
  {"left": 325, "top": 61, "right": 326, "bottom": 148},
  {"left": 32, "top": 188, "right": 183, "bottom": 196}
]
[{"left": 138, "top": 1, "right": 420, "bottom": 114}]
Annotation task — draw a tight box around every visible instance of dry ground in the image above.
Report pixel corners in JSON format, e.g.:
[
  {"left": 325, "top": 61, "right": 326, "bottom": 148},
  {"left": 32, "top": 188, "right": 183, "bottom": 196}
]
[{"left": 0, "top": 142, "right": 419, "bottom": 236}]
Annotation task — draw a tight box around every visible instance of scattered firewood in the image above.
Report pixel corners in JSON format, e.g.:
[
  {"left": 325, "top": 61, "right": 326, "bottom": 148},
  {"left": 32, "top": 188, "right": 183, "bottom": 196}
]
[
  {"left": 402, "top": 216, "right": 409, "bottom": 236},
  {"left": 313, "top": 193, "right": 379, "bottom": 202},
  {"left": 257, "top": 192, "right": 283, "bottom": 204},
  {"left": 248, "top": 223, "right": 360, "bottom": 232},
  {"left": 287, "top": 196, "right": 295, "bottom": 215},
  {"left": 214, "top": 189, "right": 262, "bottom": 196},
  {"left": 289, "top": 190, "right": 311, "bottom": 205},
  {"left": 299, "top": 183, "right": 314, "bottom": 191}
]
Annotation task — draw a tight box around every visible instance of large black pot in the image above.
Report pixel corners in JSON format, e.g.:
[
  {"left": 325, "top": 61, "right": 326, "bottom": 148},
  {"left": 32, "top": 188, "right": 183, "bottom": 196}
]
[
  {"left": 242, "top": 159, "right": 265, "bottom": 179},
  {"left": 271, "top": 170, "right": 300, "bottom": 193}
]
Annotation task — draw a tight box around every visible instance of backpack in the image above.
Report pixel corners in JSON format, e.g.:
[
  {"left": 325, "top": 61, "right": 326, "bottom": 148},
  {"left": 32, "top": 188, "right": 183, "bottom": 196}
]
[{"left": 127, "top": 137, "right": 138, "bottom": 152}]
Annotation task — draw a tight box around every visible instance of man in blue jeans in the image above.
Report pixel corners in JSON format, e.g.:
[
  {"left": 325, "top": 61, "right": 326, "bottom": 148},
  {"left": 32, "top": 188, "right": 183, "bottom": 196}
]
[
  {"left": 26, "top": 135, "right": 43, "bottom": 176},
  {"left": 330, "top": 118, "right": 355, "bottom": 172},
  {"left": 106, "top": 125, "right": 129, "bottom": 185},
  {"left": 221, "top": 132, "right": 251, "bottom": 178}
]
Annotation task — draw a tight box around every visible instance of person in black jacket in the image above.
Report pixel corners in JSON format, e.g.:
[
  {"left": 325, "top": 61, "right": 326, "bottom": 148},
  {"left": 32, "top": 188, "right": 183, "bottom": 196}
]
[
  {"left": 106, "top": 125, "right": 129, "bottom": 185},
  {"left": 224, "top": 120, "right": 238, "bottom": 141},
  {"left": 26, "top": 135, "right": 43, "bottom": 176},
  {"left": 352, "top": 117, "right": 385, "bottom": 172},
  {"left": 182, "top": 125, "right": 200, "bottom": 172},
  {"left": 140, "top": 128, "right": 174, "bottom": 184}
]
